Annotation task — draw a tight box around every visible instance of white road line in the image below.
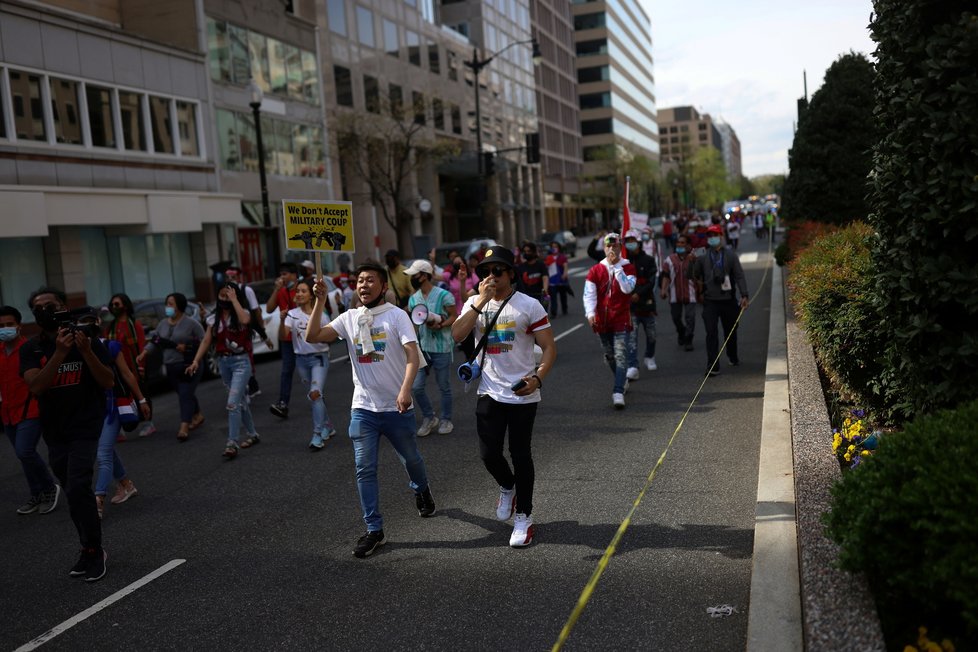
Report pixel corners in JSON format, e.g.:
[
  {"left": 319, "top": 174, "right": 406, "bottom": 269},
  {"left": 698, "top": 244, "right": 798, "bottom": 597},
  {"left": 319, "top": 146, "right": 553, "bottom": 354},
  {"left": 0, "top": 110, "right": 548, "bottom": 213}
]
[
  {"left": 569, "top": 268, "right": 588, "bottom": 278},
  {"left": 740, "top": 252, "right": 759, "bottom": 263},
  {"left": 554, "top": 323, "right": 584, "bottom": 341},
  {"left": 329, "top": 354, "right": 349, "bottom": 364},
  {"left": 16, "top": 559, "right": 187, "bottom": 652}
]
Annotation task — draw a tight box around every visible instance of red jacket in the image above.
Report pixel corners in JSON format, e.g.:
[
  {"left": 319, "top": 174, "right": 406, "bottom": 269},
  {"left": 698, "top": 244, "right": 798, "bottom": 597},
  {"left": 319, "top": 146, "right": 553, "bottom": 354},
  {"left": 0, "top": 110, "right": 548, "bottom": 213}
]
[
  {"left": 585, "top": 261, "right": 636, "bottom": 333},
  {"left": 0, "top": 336, "right": 40, "bottom": 426}
]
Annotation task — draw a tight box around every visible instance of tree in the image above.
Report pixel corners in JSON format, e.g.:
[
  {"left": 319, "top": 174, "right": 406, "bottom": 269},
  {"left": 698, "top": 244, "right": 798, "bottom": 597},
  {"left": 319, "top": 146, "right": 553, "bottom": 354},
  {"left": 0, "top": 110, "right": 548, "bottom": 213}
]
[
  {"left": 868, "top": 0, "right": 978, "bottom": 419},
  {"left": 580, "top": 143, "right": 660, "bottom": 225},
  {"left": 739, "top": 175, "right": 757, "bottom": 199},
  {"left": 782, "top": 52, "right": 876, "bottom": 224},
  {"left": 751, "top": 174, "right": 785, "bottom": 197},
  {"left": 332, "top": 94, "right": 459, "bottom": 253},
  {"left": 689, "top": 147, "right": 733, "bottom": 210}
]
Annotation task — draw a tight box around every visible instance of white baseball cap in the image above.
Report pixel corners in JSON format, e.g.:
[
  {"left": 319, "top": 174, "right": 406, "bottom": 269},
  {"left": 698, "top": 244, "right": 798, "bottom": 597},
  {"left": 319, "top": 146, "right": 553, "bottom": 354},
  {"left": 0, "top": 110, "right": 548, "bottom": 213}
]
[{"left": 403, "top": 260, "right": 434, "bottom": 276}]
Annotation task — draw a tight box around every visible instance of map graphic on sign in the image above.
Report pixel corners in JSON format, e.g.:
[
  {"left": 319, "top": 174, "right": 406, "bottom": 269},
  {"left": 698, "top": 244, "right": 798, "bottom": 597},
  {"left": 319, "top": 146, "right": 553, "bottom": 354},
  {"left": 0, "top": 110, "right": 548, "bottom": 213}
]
[{"left": 281, "top": 199, "right": 356, "bottom": 253}]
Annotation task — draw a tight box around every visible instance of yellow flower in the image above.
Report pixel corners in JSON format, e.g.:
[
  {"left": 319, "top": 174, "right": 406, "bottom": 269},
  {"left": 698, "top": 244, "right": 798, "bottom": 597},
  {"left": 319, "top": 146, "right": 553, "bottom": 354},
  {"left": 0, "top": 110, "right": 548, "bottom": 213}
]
[
  {"left": 941, "top": 640, "right": 955, "bottom": 652},
  {"left": 861, "top": 450, "right": 871, "bottom": 457},
  {"left": 848, "top": 444, "right": 856, "bottom": 453},
  {"left": 844, "top": 453, "right": 852, "bottom": 462}
]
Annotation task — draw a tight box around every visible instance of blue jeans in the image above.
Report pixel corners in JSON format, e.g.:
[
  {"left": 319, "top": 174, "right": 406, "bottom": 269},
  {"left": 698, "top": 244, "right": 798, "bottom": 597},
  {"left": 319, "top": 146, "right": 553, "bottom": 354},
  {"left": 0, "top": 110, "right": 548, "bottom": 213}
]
[
  {"left": 95, "top": 415, "right": 126, "bottom": 496},
  {"left": 627, "top": 314, "right": 657, "bottom": 367},
  {"left": 278, "top": 338, "right": 296, "bottom": 406},
  {"left": 411, "top": 351, "right": 453, "bottom": 420},
  {"left": 349, "top": 408, "right": 430, "bottom": 532},
  {"left": 295, "top": 353, "right": 335, "bottom": 435},
  {"left": 598, "top": 331, "right": 629, "bottom": 394},
  {"left": 4, "top": 418, "right": 55, "bottom": 497},
  {"left": 219, "top": 354, "right": 257, "bottom": 445}
]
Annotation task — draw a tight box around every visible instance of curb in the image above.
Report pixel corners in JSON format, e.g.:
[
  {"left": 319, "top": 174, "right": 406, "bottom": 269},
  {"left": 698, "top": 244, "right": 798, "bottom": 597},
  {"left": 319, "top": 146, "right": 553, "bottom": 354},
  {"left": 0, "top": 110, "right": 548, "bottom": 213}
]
[{"left": 746, "top": 262, "right": 803, "bottom": 650}]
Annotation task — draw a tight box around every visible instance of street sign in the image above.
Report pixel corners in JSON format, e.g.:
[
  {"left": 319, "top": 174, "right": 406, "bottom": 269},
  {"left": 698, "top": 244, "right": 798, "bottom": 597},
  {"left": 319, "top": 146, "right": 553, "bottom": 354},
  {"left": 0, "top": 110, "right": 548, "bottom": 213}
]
[{"left": 281, "top": 199, "right": 356, "bottom": 253}]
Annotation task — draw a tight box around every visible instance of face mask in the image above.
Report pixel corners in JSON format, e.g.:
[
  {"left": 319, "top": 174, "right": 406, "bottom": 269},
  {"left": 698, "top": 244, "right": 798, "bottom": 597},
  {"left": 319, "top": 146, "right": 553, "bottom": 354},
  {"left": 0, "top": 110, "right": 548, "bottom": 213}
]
[
  {"left": 675, "top": 247, "right": 687, "bottom": 255},
  {"left": 641, "top": 235, "right": 650, "bottom": 242},
  {"left": 164, "top": 307, "right": 176, "bottom": 318},
  {"left": 0, "top": 327, "right": 18, "bottom": 342},
  {"left": 410, "top": 276, "right": 423, "bottom": 290},
  {"left": 523, "top": 252, "right": 536, "bottom": 260},
  {"left": 32, "top": 306, "right": 60, "bottom": 331},
  {"left": 707, "top": 237, "right": 722, "bottom": 248},
  {"left": 625, "top": 242, "right": 639, "bottom": 252},
  {"left": 110, "top": 306, "right": 123, "bottom": 317},
  {"left": 286, "top": 280, "right": 296, "bottom": 289}
]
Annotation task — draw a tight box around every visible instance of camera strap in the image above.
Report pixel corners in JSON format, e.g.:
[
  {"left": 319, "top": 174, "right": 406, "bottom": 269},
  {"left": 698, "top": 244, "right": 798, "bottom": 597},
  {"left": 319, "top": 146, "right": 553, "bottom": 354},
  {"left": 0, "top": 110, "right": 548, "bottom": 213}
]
[{"left": 468, "top": 290, "right": 516, "bottom": 368}]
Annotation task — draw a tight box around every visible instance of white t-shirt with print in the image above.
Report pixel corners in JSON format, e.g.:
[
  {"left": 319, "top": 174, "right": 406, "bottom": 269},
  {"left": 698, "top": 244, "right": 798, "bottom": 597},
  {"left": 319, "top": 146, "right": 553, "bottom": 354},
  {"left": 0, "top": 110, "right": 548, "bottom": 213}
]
[
  {"left": 330, "top": 306, "right": 418, "bottom": 412},
  {"left": 284, "top": 307, "right": 330, "bottom": 355},
  {"left": 460, "top": 291, "right": 550, "bottom": 405}
]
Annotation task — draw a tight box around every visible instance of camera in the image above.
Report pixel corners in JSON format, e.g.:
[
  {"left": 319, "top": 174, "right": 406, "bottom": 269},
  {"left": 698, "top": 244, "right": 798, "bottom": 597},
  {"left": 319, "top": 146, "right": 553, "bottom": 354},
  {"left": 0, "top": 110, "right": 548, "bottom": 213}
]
[
  {"left": 457, "top": 360, "right": 482, "bottom": 384},
  {"left": 54, "top": 308, "right": 100, "bottom": 338}
]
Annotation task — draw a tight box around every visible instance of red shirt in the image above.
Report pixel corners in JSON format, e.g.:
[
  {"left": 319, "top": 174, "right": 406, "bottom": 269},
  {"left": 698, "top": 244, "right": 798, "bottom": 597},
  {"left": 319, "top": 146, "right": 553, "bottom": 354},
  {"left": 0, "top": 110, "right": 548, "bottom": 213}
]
[
  {"left": 585, "top": 261, "right": 636, "bottom": 333},
  {"left": 274, "top": 286, "right": 297, "bottom": 341},
  {"left": 109, "top": 318, "right": 146, "bottom": 375},
  {"left": 0, "top": 337, "right": 40, "bottom": 425}
]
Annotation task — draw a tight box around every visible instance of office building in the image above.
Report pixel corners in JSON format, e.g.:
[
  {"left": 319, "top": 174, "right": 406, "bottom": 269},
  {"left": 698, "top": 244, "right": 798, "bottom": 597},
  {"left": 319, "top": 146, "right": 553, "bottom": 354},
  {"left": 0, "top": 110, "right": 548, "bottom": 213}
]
[{"left": 658, "top": 105, "right": 742, "bottom": 184}]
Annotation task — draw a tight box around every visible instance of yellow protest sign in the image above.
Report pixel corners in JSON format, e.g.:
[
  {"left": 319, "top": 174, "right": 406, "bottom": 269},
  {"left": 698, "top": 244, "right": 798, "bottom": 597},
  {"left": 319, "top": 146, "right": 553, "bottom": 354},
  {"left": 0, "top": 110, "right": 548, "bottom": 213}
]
[{"left": 281, "top": 199, "right": 356, "bottom": 253}]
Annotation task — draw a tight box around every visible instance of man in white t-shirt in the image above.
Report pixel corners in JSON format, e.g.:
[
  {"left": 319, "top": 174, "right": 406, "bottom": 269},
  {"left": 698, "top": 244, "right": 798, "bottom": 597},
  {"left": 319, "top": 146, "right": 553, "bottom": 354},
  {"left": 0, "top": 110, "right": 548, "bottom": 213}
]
[
  {"left": 451, "top": 246, "right": 557, "bottom": 548},
  {"left": 306, "top": 261, "right": 434, "bottom": 559}
]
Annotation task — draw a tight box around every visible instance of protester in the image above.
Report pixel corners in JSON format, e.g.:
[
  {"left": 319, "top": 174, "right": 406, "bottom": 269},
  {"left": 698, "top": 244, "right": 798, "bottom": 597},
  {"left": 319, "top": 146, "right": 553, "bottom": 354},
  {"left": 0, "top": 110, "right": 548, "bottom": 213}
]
[
  {"left": 623, "top": 230, "right": 658, "bottom": 375},
  {"left": 189, "top": 284, "right": 259, "bottom": 458},
  {"left": 660, "top": 235, "right": 699, "bottom": 352},
  {"left": 662, "top": 216, "right": 675, "bottom": 251},
  {"left": 384, "top": 249, "right": 413, "bottom": 309},
  {"left": 0, "top": 305, "right": 60, "bottom": 515},
  {"left": 405, "top": 260, "right": 457, "bottom": 437},
  {"left": 451, "top": 246, "right": 556, "bottom": 547},
  {"left": 266, "top": 262, "right": 299, "bottom": 419},
  {"left": 300, "top": 259, "right": 316, "bottom": 282},
  {"left": 306, "top": 262, "right": 435, "bottom": 559},
  {"left": 284, "top": 279, "right": 338, "bottom": 450},
  {"left": 21, "top": 288, "right": 115, "bottom": 582},
  {"left": 515, "top": 242, "right": 549, "bottom": 309},
  {"left": 753, "top": 211, "right": 766, "bottom": 239},
  {"left": 105, "top": 293, "right": 156, "bottom": 439},
  {"left": 725, "top": 217, "right": 741, "bottom": 250},
  {"left": 691, "top": 225, "right": 749, "bottom": 376},
  {"left": 443, "top": 256, "right": 478, "bottom": 310},
  {"left": 226, "top": 265, "right": 270, "bottom": 398},
  {"left": 544, "top": 242, "right": 570, "bottom": 318},
  {"left": 584, "top": 233, "right": 637, "bottom": 409}
]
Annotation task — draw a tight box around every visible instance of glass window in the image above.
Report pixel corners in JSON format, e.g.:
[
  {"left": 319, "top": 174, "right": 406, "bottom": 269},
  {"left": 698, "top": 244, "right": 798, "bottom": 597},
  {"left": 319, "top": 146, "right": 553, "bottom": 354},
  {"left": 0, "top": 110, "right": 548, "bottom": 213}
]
[
  {"left": 389, "top": 83, "right": 403, "bottom": 117},
  {"left": 576, "top": 39, "right": 607, "bottom": 56},
  {"left": 327, "top": 0, "right": 347, "bottom": 36},
  {"left": 79, "top": 228, "right": 112, "bottom": 306},
  {"left": 207, "top": 19, "right": 232, "bottom": 82},
  {"left": 301, "top": 50, "right": 320, "bottom": 104},
  {"left": 0, "top": 86, "right": 5, "bottom": 138},
  {"left": 86, "top": 85, "right": 116, "bottom": 148},
  {"left": 334, "top": 66, "right": 353, "bottom": 107},
  {"left": 216, "top": 109, "right": 239, "bottom": 170},
  {"left": 293, "top": 123, "right": 311, "bottom": 176},
  {"left": 119, "top": 92, "right": 146, "bottom": 151},
  {"left": 356, "top": 6, "right": 375, "bottom": 47},
  {"left": 309, "top": 125, "right": 324, "bottom": 178},
  {"left": 364, "top": 75, "right": 380, "bottom": 113},
  {"left": 447, "top": 50, "right": 458, "bottom": 81},
  {"left": 428, "top": 42, "right": 440, "bottom": 74},
  {"left": 49, "top": 77, "right": 83, "bottom": 145},
  {"left": 9, "top": 71, "right": 46, "bottom": 141},
  {"left": 285, "top": 45, "right": 303, "bottom": 99},
  {"left": 275, "top": 119, "right": 295, "bottom": 176},
  {"left": 581, "top": 118, "right": 612, "bottom": 135},
  {"left": 237, "top": 112, "right": 258, "bottom": 172},
  {"left": 579, "top": 92, "right": 611, "bottom": 109},
  {"left": 450, "top": 104, "right": 461, "bottom": 134},
  {"left": 432, "top": 98, "right": 444, "bottom": 130},
  {"left": 148, "top": 96, "right": 174, "bottom": 154},
  {"left": 228, "top": 24, "right": 251, "bottom": 83},
  {"left": 577, "top": 66, "right": 609, "bottom": 83},
  {"left": 404, "top": 0, "right": 416, "bottom": 6},
  {"left": 574, "top": 12, "right": 605, "bottom": 30},
  {"left": 176, "top": 101, "right": 198, "bottom": 156},
  {"left": 412, "top": 91, "right": 425, "bottom": 125},
  {"left": 268, "top": 39, "right": 287, "bottom": 95},
  {"left": 248, "top": 31, "right": 270, "bottom": 93},
  {"left": 259, "top": 114, "right": 275, "bottom": 173},
  {"left": 383, "top": 19, "right": 399, "bottom": 57},
  {"left": 406, "top": 30, "right": 421, "bottom": 66},
  {"left": 0, "top": 238, "right": 45, "bottom": 322}
]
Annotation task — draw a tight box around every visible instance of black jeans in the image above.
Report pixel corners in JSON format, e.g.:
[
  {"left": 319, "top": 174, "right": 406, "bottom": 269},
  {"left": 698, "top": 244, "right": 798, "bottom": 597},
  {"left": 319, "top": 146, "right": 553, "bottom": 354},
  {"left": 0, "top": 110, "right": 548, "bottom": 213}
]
[
  {"left": 670, "top": 303, "right": 696, "bottom": 345},
  {"left": 166, "top": 362, "right": 202, "bottom": 423},
  {"left": 475, "top": 396, "right": 538, "bottom": 516},
  {"left": 550, "top": 285, "right": 569, "bottom": 316},
  {"left": 702, "top": 298, "right": 741, "bottom": 369},
  {"left": 48, "top": 437, "right": 101, "bottom": 550}
]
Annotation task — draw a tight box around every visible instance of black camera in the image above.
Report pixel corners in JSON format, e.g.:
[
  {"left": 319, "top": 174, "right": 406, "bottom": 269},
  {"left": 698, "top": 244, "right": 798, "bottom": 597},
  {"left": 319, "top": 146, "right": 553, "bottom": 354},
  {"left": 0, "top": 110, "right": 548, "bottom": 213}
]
[{"left": 54, "top": 308, "right": 100, "bottom": 338}]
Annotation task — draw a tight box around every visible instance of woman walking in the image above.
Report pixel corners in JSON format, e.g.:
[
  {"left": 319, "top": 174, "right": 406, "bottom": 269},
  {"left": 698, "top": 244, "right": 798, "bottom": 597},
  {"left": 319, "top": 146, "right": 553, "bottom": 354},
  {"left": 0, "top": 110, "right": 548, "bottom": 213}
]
[
  {"left": 187, "top": 285, "right": 258, "bottom": 459},
  {"left": 136, "top": 293, "right": 205, "bottom": 440},
  {"left": 105, "top": 294, "right": 156, "bottom": 439},
  {"left": 544, "top": 242, "right": 570, "bottom": 317},
  {"left": 284, "top": 279, "right": 338, "bottom": 450}
]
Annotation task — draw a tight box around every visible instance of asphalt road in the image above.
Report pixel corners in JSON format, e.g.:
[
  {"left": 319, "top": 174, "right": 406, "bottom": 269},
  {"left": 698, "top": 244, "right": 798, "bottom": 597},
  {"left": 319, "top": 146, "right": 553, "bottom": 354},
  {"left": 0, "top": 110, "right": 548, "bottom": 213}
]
[{"left": 0, "top": 235, "right": 773, "bottom": 651}]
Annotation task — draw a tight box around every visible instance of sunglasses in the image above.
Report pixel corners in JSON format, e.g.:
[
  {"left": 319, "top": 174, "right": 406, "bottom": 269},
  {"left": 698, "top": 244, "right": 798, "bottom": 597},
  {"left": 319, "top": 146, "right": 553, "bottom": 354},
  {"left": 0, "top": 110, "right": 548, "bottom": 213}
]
[{"left": 479, "top": 265, "right": 509, "bottom": 278}]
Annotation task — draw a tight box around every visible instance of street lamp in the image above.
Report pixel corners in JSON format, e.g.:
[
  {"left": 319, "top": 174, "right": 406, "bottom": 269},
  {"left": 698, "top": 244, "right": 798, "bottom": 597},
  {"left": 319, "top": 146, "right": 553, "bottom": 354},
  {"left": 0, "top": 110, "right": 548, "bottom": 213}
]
[
  {"left": 248, "top": 79, "right": 275, "bottom": 278},
  {"left": 465, "top": 38, "right": 541, "bottom": 234}
]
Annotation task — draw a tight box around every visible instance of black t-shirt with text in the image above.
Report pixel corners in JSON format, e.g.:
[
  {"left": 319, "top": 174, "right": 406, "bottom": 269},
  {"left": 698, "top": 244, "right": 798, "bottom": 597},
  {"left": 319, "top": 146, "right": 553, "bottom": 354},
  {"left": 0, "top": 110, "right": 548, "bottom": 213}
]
[
  {"left": 516, "top": 260, "right": 548, "bottom": 298},
  {"left": 19, "top": 334, "right": 112, "bottom": 441}
]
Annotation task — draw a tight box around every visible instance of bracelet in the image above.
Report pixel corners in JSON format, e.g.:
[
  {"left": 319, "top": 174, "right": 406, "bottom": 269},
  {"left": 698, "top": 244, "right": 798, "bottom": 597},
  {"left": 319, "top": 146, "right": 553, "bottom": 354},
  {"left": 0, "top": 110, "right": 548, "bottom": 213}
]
[
  {"left": 471, "top": 306, "right": 483, "bottom": 314},
  {"left": 531, "top": 374, "right": 542, "bottom": 389},
  {"left": 138, "top": 398, "right": 148, "bottom": 405}
]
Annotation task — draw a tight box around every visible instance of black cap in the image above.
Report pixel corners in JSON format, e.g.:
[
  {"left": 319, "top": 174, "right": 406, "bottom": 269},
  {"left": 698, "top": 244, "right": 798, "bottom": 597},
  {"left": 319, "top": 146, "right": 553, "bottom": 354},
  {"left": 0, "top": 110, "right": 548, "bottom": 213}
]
[
  {"left": 385, "top": 249, "right": 400, "bottom": 258},
  {"left": 477, "top": 246, "right": 515, "bottom": 270}
]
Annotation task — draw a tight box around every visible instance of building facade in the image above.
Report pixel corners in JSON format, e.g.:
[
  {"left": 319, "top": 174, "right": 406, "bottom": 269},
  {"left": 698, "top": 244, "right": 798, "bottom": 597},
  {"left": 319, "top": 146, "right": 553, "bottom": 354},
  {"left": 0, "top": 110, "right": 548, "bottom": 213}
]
[{"left": 714, "top": 120, "right": 741, "bottom": 185}]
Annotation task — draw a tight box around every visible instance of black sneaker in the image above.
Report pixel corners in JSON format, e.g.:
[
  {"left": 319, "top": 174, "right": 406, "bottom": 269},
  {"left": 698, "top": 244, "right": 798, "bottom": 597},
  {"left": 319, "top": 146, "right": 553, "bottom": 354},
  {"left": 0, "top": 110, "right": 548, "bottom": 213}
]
[
  {"left": 353, "top": 530, "right": 386, "bottom": 558},
  {"left": 684, "top": 342, "right": 695, "bottom": 352},
  {"left": 69, "top": 548, "right": 97, "bottom": 577},
  {"left": 269, "top": 402, "right": 289, "bottom": 419},
  {"left": 85, "top": 549, "right": 107, "bottom": 582},
  {"left": 729, "top": 358, "right": 740, "bottom": 366},
  {"left": 707, "top": 367, "right": 720, "bottom": 377},
  {"left": 37, "top": 484, "right": 61, "bottom": 514},
  {"left": 416, "top": 487, "right": 436, "bottom": 517}
]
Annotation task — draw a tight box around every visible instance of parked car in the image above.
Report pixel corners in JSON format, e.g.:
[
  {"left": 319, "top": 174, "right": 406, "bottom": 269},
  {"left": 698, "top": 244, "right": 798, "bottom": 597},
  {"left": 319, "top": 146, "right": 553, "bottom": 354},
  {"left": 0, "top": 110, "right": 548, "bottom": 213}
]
[
  {"left": 246, "top": 277, "right": 340, "bottom": 355},
  {"left": 133, "top": 298, "right": 218, "bottom": 383},
  {"left": 537, "top": 231, "right": 578, "bottom": 257}
]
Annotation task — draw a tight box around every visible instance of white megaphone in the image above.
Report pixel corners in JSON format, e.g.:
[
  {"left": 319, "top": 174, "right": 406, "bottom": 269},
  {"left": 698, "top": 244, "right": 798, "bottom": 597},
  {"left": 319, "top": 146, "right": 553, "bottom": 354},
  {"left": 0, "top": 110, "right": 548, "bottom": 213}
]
[{"left": 410, "top": 304, "right": 429, "bottom": 326}]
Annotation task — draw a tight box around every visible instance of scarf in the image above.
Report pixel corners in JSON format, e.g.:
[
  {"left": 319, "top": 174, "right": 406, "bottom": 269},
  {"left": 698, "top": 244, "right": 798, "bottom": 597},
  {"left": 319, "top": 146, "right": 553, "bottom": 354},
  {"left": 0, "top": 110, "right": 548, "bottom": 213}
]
[{"left": 355, "top": 303, "right": 398, "bottom": 354}]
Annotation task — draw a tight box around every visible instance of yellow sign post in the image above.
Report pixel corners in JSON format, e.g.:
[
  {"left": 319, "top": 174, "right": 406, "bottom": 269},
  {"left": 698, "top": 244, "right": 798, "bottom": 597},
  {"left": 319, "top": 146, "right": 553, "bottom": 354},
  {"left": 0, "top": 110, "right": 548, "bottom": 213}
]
[{"left": 281, "top": 199, "right": 356, "bottom": 254}]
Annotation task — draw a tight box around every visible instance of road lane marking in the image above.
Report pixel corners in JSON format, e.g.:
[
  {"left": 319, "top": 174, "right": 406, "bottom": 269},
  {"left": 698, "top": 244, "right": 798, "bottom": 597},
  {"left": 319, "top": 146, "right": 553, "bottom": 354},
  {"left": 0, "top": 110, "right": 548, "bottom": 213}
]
[
  {"left": 740, "top": 252, "right": 759, "bottom": 263},
  {"left": 16, "top": 559, "right": 187, "bottom": 651},
  {"left": 329, "top": 354, "right": 349, "bottom": 364},
  {"left": 569, "top": 268, "right": 588, "bottom": 278},
  {"left": 554, "top": 324, "right": 584, "bottom": 341}
]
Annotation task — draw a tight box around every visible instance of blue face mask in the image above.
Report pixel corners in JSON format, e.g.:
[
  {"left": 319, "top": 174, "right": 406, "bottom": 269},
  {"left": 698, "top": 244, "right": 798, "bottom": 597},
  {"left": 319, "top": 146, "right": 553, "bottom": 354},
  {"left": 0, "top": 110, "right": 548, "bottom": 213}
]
[
  {"left": 0, "top": 327, "right": 18, "bottom": 342},
  {"left": 675, "top": 247, "right": 687, "bottom": 255},
  {"left": 625, "top": 242, "right": 639, "bottom": 252},
  {"left": 164, "top": 307, "right": 176, "bottom": 318},
  {"left": 707, "top": 237, "right": 722, "bottom": 248}
]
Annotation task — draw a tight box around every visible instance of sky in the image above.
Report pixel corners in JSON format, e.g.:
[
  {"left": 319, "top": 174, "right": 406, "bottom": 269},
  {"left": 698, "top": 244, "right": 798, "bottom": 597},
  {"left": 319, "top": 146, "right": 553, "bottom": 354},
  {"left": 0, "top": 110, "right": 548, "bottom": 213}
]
[{"left": 644, "top": 0, "right": 876, "bottom": 177}]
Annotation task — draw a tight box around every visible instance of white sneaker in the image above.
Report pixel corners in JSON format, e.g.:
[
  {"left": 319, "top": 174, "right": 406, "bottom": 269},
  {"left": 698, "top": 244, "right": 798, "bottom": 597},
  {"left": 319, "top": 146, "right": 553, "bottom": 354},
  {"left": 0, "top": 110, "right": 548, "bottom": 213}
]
[
  {"left": 417, "top": 417, "right": 438, "bottom": 437},
  {"left": 645, "top": 357, "right": 657, "bottom": 371},
  {"left": 436, "top": 419, "right": 454, "bottom": 435},
  {"left": 626, "top": 367, "right": 640, "bottom": 380},
  {"left": 496, "top": 486, "right": 516, "bottom": 521},
  {"left": 613, "top": 393, "right": 625, "bottom": 409},
  {"left": 509, "top": 513, "right": 535, "bottom": 547}
]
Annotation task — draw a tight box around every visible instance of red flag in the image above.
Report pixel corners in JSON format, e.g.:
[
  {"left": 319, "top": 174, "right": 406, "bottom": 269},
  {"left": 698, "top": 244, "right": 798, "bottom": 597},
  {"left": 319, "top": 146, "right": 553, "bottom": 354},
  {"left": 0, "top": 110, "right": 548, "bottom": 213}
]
[{"left": 622, "top": 176, "right": 631, "bottom": 235}]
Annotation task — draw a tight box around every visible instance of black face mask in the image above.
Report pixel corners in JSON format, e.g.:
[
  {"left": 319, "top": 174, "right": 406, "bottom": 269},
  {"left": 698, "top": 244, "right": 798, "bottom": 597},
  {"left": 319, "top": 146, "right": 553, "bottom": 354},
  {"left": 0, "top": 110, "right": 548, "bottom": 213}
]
[
  {"left": 523, "top": 252, "right": 536, "bottom": 260},
  {"left": 410, "top": 276, "right": 424, "bottom": 290},
  {"left": 32, "top": 305, "right": 61, "bottom": 331}
]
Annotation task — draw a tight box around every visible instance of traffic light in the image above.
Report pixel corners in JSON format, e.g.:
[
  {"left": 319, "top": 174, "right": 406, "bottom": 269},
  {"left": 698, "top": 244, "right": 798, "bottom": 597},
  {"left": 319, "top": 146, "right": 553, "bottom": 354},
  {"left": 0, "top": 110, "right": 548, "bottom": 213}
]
[
  {"left": 525, "top": 132, "right": 540, "bottom": 164},
  {"left": 483, "top": 151, "right": 496, "bottom": 176}
]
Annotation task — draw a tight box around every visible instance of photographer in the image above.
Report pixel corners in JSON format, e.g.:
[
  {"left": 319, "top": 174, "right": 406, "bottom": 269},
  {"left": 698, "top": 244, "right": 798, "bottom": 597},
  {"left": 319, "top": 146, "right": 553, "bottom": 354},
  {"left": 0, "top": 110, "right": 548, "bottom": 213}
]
[
  {"left": 20, "top": 288, "right": 115, "bottom": 582},
  {"left": 452, "top": 247, "right": 556, "bottom": 548},
  {"left": 691, "top": 224, "right": 749, "bottom": 377}
]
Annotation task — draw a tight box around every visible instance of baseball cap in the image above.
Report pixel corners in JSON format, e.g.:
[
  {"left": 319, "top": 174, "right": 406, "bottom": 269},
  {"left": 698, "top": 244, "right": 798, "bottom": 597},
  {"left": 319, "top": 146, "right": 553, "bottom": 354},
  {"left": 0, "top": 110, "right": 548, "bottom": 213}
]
[
  {"left": 707, "top": 224, "right": 724, "bottom": 234},
  {"left": 624, "top": 229, "right": 641, "bottom": 240},
  {"left": 603, "top": 233, "right": 621, "bottom": 245},
  {"left": 403, "top": 260, "right": 434, "bottom": 276},
  {"left": 477, "top": 246, "right": 515, "bottom": 269},
  {"left": 300, "top": 259, "right": 315, "bottom": 270}
]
